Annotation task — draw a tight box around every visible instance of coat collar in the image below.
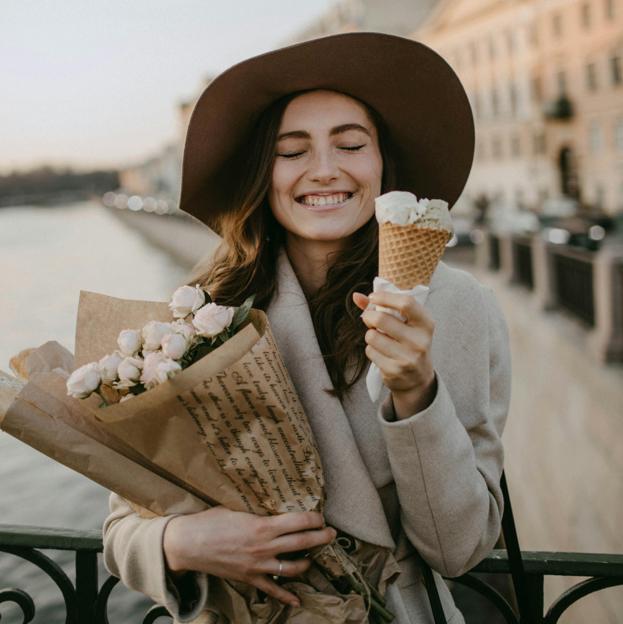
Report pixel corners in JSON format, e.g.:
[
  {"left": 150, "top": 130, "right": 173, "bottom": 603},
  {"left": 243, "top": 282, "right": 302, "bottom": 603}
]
[{"left": 266, "top": 249, "right": 401, "bottom": 548}]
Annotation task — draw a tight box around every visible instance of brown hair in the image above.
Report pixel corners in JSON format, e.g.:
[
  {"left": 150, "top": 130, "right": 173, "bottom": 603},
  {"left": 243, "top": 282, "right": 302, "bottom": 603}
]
[{"left": 193, "top": 90, "right": 396, "bottom": 399}]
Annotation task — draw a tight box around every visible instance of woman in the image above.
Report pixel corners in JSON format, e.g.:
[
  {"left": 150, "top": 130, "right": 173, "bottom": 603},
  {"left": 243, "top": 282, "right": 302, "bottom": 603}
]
[{"left": 103, "top": 33, "right": 511, "bottom": 623}]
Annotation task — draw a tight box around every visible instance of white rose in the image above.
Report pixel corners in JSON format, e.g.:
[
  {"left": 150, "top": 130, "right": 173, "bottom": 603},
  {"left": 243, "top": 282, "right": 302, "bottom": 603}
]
[
  {"left": 117, "top": 329, "right": 142, "bottom": 356},
  {"left": 171, "top": 319, "right": 196, "bottom": 342},
  {"left": 169, "top": 284, "right": 206, "bottom": 319},
  {"left": 192, "top": 303, "right": 235, "bottom": 338},
  {"left": 161, "top": 332, "right": 188, "bottom": 360},
  {"left": 116, "top": 356, "right": 144, "bottom": 388},
  {"left": 66, "top": 362, "right": 101, "bottom": 399},
  {"left": 98, "top": 351, "right": 123, "bottom": 384},
  {"left": 141, "top": 352, "right": 182, "bottom": 389},
  {"left": 142, "top": 321, "right": 172, "bottom": 351}
]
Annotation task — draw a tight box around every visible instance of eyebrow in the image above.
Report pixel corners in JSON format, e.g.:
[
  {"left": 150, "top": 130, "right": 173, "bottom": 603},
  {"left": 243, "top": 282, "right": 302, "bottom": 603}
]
[{"left": 277, "top": 123, "right": 372, "bottom": 141}]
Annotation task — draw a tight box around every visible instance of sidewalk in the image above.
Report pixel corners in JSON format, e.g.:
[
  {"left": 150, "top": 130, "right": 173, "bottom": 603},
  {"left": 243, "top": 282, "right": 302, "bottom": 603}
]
[{"left": 452, "top": 257, "right": 623, "bottom": 623}]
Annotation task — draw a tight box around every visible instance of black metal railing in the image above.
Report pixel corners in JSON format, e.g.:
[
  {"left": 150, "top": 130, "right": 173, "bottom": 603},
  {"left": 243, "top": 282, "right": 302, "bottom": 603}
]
[
  {"left": 1, "top": 525, "right": 622, "bottom": 623},
  {"left": 512, "top": 237, "right": 534, "bottom": 289},
  {"left": 489, "top": 234, "right": 501, "bottom": 271},
  {"left": 551, "top": 245, "right": 595, "bottom": 326}
]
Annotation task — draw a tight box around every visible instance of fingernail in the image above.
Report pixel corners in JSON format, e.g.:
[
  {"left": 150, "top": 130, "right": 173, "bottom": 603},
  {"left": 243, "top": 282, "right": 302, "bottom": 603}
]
[{"left": 291, "top": 600, "right": 301, "bottom": 608}]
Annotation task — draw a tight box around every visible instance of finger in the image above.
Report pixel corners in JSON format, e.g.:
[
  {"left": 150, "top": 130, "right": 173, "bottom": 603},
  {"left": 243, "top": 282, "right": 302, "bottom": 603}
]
[
  {"left": 252, "top": 574, "right": 301, "bottom": 608},
  {"left": 268, "top": 526, "right": 336, "bottom": 556},
  {"left": 368, "top": 291, "right": 434, "bottom": 330},
  {"left": 352, "top": 291, "right": 370, "bottom": 311},
  {"left": 365, "top": 329, "right": 424, "bottom": 366},
  {"left": 256, "top": 556, "right": 311, "bottom": 578},
  {"left": 263, "top": 511, "right": 325, "bottom": 539},
  {"left": 362, "top": 310, "right": 432, "bottom": 350},
  {"left": 365, "top": 344, "right": 405, "bottom": 381}
]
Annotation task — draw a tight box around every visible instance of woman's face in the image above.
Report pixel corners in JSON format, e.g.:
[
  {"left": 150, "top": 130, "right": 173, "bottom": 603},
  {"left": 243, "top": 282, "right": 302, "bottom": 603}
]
[{"left": 268, "top": 90, "right": 383, "bottom": 252}]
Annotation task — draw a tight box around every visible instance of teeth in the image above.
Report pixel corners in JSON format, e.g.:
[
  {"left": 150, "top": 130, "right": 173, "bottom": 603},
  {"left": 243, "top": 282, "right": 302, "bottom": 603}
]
[{"left": 300, "top": 193, "right": 351, "bottom": 206}]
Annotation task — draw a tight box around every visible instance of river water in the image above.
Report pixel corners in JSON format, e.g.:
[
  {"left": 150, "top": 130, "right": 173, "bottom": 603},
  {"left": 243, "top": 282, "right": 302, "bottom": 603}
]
[{"left": 0, "top": 201, "right": 189, "bottom": 622}]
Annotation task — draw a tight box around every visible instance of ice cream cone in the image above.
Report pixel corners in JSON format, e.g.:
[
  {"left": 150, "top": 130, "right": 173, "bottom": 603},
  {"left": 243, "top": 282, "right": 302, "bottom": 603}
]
[{"left": 378, "top": 222, "right": 450, "bottom": 289}]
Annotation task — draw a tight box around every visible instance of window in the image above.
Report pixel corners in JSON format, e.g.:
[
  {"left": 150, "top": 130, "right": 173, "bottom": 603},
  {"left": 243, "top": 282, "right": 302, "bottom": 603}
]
[
  {"left": 581, "top": 2, "right": 591, "bottom": 28},
  {"left": 552, "top": 12, "right": 563, "bottom": 37},
  {"left": 505, "top": 29, "right": 515, "bottom": 55},
  {"left": 509, "top": 82, "right": 518, "bottom": 116},
  {"left": 470, "top": 41, "right": 478, "bottom": 65},
  {"left": 488, "top": 35, "right": 496, "bottom": 61},
  {"left": 615, "top": 118, "right": 623, "bottom": 151},
  {"left": 586, "top": 62, "right": 598, "bottom": 91},
  {"left": 589, "top": 121, "right": 603, "bottom": 152},
  {"left": 533, "top": 132, "right": 546, "bottom": 155},
  {"left": 532, "top": 75, "right": 543, "bottom": 102},
  {"left": 557, "top": 70, "right": 567, "bottom": 95},
  {"left": 491, "top": 135, "right": 503, "bottom": 158},
  {"left": 611, "top": 55, "right": 622, "bottom": 85},
  {"left": 491, "top": 87, "right": 500, "bottom": 116},
  {"left": 528, "top": 22, "right": 539, "bottom": 46}
]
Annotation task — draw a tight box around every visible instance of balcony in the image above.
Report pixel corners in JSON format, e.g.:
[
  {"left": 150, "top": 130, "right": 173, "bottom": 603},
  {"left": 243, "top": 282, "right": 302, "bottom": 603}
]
[{"left": 543, "top": 95, "right": 574, "bottom": 121}]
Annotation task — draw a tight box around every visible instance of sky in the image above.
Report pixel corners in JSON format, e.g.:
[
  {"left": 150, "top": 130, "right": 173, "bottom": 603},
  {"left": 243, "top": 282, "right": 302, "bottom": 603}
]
[{"left": 0, "top": 0, "right": 334, "bottom": 173}]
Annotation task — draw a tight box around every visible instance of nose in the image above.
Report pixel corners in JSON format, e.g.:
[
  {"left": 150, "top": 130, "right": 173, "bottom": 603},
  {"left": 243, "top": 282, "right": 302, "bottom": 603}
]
[{"left": 307, "top": 147, "right": 339, "bottom": 184}]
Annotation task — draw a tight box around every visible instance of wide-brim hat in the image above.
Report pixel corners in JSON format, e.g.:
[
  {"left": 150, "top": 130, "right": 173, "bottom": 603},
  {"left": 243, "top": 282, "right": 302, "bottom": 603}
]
[{"left": 179, "top": 32, "right": 474, "bottom": 231}]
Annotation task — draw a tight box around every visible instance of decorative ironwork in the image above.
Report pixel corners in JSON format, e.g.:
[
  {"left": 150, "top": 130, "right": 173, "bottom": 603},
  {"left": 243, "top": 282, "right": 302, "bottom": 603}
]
[
  {"left": 489, "top": 234, "right": 501, "bottom": 270},
  {"left": 0, "top": 523, "right": 622, "bottom": 623},
  {"left": 512, "top": 237, "right": 534, "bottom": 289},
  {"left": 0, "top": 588, "right": 35, "bottom": 623},
  {"left": 551, "top": 246, "right": 595, "bottom": 326}
]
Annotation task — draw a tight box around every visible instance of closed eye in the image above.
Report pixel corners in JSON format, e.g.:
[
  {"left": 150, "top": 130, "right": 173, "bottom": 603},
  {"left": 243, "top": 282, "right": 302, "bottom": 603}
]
[
  {"left": 276, "top": 151, "right": 305, "bottom": 159},
  {"left": 340, "top": 144, "right": 366, "bottom": 151}
]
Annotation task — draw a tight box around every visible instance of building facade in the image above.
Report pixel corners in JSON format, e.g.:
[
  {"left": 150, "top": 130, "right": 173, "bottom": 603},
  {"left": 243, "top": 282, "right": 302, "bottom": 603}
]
[{"left": 416, "top": 0, "right": 623, "bottom": 215}]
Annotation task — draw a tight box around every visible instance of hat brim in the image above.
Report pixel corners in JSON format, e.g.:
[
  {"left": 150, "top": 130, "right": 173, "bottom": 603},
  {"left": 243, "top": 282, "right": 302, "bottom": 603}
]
[{"left": 179, "top": 32, "right": 474, "bottom": 229}]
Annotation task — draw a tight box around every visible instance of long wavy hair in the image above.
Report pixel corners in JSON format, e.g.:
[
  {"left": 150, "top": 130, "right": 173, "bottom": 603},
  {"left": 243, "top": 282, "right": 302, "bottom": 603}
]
[{"left": 192, "top": 90, "right": 397, "bottom": 399}]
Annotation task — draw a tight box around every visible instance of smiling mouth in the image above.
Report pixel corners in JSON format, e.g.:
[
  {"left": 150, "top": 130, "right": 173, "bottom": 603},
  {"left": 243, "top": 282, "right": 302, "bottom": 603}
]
[{"left": 296, "top": 192, "right": 354, "bottom": 207}]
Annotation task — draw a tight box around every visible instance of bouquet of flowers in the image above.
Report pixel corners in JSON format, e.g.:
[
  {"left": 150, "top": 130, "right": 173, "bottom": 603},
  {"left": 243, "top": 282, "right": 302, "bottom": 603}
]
[{"left": 1, "top": 285, "right": 398, "bottom": 623}]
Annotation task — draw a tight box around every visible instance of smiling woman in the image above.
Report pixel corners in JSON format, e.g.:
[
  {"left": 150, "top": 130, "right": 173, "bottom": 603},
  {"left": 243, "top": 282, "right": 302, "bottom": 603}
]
[
  {"left": 102, "top": 32, "right": 511, "bottom": 624},
  {"left": 269, "top": 90, "right": 384, "bottom": 295}
]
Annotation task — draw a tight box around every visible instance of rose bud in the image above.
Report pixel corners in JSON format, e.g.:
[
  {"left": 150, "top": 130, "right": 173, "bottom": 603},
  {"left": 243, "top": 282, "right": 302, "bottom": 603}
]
[
  {"left": 142, "top": 321, "right": 172, "bottom": 352},
  {"left": 161, "top": 333, "right": 188, "bottom": 360},
  {"left": 66, "top": 362, "right": 101, "bottom": 399},
  {"left": 117, "top": 329, "right": 142, "bottom": 356},
  {"left": 192, "top": 303, "right": 235, "bottom": 338},
  {"left": 115, "top": 356, "right": 144, "bottom": 388},
  {"left": 98, "top": 351, "right": 123, "bottom": 384},
  {"left": 169, "top": 284, "right": 206, "bottom": 319},
  {"left": 141, "top": 352, "right": 182, "bottom": 389}
]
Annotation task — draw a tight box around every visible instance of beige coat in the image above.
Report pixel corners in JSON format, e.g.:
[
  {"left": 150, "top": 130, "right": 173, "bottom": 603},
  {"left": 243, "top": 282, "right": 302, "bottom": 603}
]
[{"left": 103, "top": 251, "right": 511, "bottom": 623}]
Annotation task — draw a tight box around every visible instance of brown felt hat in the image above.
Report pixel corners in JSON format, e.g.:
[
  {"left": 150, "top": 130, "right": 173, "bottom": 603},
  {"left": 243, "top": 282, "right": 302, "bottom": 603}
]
[{"left": 179, "top": 32, "right": 474, "bottom": 230}]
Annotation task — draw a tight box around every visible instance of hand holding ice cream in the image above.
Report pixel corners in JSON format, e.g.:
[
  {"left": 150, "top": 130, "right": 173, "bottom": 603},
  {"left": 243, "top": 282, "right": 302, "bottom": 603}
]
[{"left": 359, "top": 190, "right": 453, "bottom": 402}]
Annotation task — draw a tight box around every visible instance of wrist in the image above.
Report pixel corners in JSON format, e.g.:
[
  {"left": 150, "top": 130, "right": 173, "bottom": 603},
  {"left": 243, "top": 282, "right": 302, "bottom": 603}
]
[
  {"left": 163, "top": 516, "right": 187, "bottom": 575},
  {"left": 391, "top": 373, "right": 437, "bottom": 420}
]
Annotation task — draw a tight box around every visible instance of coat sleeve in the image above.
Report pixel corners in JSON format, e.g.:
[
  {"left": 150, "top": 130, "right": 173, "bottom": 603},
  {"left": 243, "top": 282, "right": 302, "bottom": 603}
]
[
  {"left": 102, "top": 492, "right": 209, "bottom": 621},
  {"left": 377, "top": 284, "right": 511, "bottom": 578}
]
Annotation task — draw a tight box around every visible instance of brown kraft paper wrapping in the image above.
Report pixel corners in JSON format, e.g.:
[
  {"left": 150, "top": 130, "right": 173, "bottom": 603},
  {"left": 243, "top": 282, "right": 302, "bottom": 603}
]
[
  {"left": 74, "top": 291, "right": 326, "bottom": 517},
  {"left": 1, "top": 375, "right": 207, "bottom": 516}
]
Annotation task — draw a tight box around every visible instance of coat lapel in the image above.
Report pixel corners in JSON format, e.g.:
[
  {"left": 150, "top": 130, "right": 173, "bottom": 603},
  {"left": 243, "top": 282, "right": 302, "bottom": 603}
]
[{"left": 266, "top": 250, "right": 395, "bottom": 549}]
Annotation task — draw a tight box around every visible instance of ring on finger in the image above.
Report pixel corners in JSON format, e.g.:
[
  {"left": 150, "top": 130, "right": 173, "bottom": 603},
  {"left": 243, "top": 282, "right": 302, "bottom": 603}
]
[{"left": 272, "top": 560, "right": 283, "bottom": 581}]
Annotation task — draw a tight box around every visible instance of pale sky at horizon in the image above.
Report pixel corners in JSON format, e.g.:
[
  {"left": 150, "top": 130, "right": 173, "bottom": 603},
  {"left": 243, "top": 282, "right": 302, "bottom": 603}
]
[{"left": 0, "top": 1, "right": 334, "bottom": 174}]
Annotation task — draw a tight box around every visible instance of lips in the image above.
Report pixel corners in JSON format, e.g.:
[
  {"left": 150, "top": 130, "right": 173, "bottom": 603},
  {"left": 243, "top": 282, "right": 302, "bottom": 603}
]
[{"left": 296, "top": 192, "right": 354, "bottom": 207}]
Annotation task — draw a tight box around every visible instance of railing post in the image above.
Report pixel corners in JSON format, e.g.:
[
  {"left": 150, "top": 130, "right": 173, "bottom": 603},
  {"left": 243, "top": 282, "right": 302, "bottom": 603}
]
[
  {"left": 75, "top": 550, "right": 98, "bottom": 624},
  {"left": 522, "top": 574, "right": 545, "bottom": 624}
]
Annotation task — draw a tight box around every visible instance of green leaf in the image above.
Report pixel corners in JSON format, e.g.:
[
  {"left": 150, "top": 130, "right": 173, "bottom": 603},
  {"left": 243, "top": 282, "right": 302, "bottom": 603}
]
[{"left": 231, "top": 293, "right": 256, "bottom": 332}]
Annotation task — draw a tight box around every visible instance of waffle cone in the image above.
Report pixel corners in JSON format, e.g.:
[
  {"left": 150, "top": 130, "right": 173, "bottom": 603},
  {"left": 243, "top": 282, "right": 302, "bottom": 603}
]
[{"left": 378, "top": 223, "right": 450, "bottom": 289}]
